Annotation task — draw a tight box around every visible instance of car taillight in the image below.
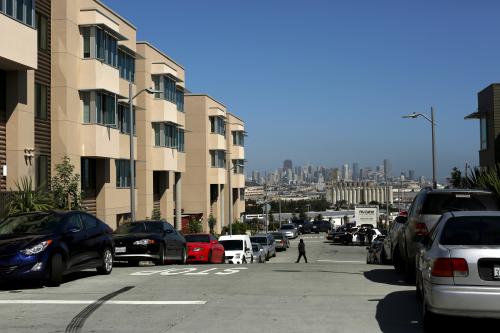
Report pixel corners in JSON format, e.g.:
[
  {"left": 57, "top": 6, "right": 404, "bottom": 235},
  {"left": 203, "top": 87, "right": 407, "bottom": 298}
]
[
  {"left": 431, "top": 258, "right": 468, "bottom": 277},
  {"left": 281, "top": 240, "right": 285, "bottom": 244},
  {"left": 415, "top": 223, "right": 428, "bottom": 236}
]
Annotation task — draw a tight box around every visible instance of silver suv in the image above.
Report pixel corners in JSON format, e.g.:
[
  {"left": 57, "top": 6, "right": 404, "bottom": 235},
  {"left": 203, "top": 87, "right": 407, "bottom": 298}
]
[{"left": 394, "top": 188, "right": 500, "bottom": 280}]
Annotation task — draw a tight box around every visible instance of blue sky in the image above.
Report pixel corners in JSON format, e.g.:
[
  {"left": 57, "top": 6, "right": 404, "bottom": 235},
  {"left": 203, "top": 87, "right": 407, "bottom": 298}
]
[{"left": 103, "top": 0, "right": 500, "bottom": 180}]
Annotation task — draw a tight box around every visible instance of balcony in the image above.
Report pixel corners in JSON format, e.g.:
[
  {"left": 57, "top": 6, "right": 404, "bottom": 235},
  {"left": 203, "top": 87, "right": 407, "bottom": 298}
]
[
  {"left": 209, "top": 168, "right": 226, "bottom": 185},
  {"left": 150, "top": 99, "right": 184, "bottom": 125},
  {"left": 80, "top": 124, "right": 137, "bottom": 159},
  {"left": 0, "top": 14, "right": 37, "bottom": 70},
  {"left": 230, "top": 145, "right": 244, "bottom": 159},
  {"left": 151, "top": 147, "right": 185, "bottom": 172},
  {"left": 231, "top": 173, "right": 245, "bottom": 188},
  {"left": 208, "top": 133, "right": 226, "bottom": 150},
  {"left": 80, "top": 59, "right": 120, "bottom": 95}
]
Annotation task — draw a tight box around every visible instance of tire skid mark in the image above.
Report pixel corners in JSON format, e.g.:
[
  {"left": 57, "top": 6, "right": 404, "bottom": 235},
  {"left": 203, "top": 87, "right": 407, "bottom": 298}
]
[{"left": 65, "top": 286, "right": 134, "bottom": 333}]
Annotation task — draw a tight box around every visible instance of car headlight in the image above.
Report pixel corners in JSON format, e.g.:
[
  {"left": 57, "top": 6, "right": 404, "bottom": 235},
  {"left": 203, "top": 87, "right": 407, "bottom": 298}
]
[
  {"left": 234, "top": 254, "right": 241, "bottom": 259},
  {"left": 133, "top": 239, "right": 156, "bottom": 246},
  {"left": 192, "top": 247, "right": 203, "bottom": 252},
  {"left": 20, "top": 240, "right": 52, "bottom": 256}
]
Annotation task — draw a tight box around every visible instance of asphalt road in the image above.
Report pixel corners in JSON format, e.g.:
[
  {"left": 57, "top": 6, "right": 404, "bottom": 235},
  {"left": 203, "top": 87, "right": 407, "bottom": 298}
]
[{"left": 0, "top": 234, "right": 495, "bottom": 332}]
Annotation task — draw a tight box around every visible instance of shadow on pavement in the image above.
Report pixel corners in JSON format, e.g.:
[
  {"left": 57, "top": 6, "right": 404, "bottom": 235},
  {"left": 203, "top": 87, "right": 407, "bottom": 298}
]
[
  {"left": 0, "top": 270, "right": 99, "bottom": 291},
  {"left": 273, "top": 269, "right": 362, "bottom": 275},
  {"left": 374, "top": 290, "right": 422, "bottom": 333},
  {"left": 364, "top": 268, "right": 412, "bottom": 286}
]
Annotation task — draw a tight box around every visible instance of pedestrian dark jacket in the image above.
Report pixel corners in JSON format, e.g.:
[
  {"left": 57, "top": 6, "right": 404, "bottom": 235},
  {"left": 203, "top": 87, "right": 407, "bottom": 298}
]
[{"left": 298, "top": 242, "right": 305, "bottom": 253}]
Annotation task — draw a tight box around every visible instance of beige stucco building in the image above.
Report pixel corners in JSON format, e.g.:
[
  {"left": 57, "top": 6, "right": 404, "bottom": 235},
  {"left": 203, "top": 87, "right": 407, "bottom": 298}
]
[
  {"left": 135, "top": 42, "right": 185, "bottom": 227},
  {"left": 0, "top": 0, "right": 38, "bottom": 192},
  {"left": 183, "top": 95, "right": 246, "bottom": 233}
]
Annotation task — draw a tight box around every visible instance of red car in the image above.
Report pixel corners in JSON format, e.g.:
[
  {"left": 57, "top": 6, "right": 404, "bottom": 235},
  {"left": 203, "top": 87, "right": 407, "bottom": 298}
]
[{"left": 185, "top": 233, "right": 225, "bottom": 264}]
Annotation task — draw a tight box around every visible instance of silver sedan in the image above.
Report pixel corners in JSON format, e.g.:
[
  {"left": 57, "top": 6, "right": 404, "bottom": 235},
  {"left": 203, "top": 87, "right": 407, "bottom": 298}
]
[
  {"left": 279, "top": 224, "right": 299, "bottom": 239},
  {"left": 416, "top": 211, "right": 500, "bottom": 330},
  {"left": 252, "top": 243, "right": 266, "bottom": 263}
]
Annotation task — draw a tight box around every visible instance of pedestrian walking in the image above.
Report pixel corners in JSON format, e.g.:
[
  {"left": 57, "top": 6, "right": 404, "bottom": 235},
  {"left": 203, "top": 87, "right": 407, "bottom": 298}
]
[{"left": 296, "top": 239, "right": 307, "bottom": 263}]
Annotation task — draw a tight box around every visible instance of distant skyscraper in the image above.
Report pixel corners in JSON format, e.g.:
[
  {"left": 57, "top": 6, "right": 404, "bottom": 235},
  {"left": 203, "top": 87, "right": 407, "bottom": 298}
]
[
  {"left": 332, "top": 168, "right": 340, "bottom": 182},
  {"left": 283, "top": 159, "right": 293, "bottom": 170},
  {"left": 352, "top": 163, "right": 359, "bottom": 181},
  {"left": 384, "top": 159, "right": 392, "bottom": 179},
  {"left": 409, "top": 169, "right": 415, "bottom": 181},
  {"left": 342, "top": 164, "right": 349, "bottom": 180}
]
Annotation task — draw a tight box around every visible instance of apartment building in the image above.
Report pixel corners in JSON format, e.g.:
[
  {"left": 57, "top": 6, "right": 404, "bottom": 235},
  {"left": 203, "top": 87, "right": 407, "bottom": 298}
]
[
  {"left": 466, "top": 84, "right": 500, "bottom": 169},
  {"left": 0, "top": 0, "right": 38, "bottom": 191},
  {"left": 224, "top": 113, "right": 246, "bottom": 223},
  {"left": 135, "top": 42, "right": 185, "bottom": 227},
  {"left": 183, "top": 95, "right": 228, "bottom": 233},
  {"left": 183, "top": 95, "right": 246, "bottom": 232}
]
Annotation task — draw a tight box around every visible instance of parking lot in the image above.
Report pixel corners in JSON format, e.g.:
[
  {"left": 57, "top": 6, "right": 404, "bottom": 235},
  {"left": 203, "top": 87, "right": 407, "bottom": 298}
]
[{"left": 0, "top": 234, "right": 495, "bottom": 333}]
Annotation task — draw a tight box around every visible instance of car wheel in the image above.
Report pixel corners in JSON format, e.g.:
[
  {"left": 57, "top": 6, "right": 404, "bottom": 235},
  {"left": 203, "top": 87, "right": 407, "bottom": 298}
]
[
  {"left": 179, "top": 247, "right": 187, "bottom": 265},
  {"left": 97, "top": 247, "right": 113, "bottom": 275},
  {"left": 156, "top": 243, "right": 166, "bottom": 266},
  {"left": 47, "top": 253, "right": 64, "bottom": 287}
]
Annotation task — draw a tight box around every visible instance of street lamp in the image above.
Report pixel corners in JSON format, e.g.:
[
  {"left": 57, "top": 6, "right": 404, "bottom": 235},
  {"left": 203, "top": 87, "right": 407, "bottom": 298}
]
[
  {"left": 120, "top": 83, "right": 161, "bottom": 222},
  {"left": 228, "top": 162, "right": 244, "bottom": 235},
  {"left": 402, "top": 107, "right": 437, "bottom": 189}
]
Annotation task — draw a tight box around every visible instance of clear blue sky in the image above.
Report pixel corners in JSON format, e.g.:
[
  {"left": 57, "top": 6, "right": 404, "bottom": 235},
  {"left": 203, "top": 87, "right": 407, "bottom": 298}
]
[{"left": 104, "top": 0, "right": 500, "bottom": 180}]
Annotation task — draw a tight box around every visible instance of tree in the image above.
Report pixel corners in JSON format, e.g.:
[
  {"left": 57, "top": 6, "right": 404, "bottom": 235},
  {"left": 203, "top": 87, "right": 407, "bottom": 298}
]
[
  {"left": 151, "top": 207, "right": 161, "bottom": 220},
  {"left": 7, "top": 177, "right": 53, "bottom": 216},
  {"left": 208, "top": 215, "right": 217, "bottom": 234},
  {"left": 449, "top": 167, "right": 465, "bottom": 188},
  {"left": 52, "top": 156, "right": 81, "bottom": 210},
  {"left": 188, "top": 217, "right": 203, "bottom": 233}
]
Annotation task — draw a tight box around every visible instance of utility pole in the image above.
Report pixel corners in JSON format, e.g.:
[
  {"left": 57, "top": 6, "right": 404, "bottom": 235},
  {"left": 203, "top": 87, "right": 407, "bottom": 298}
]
[
  {"left": 431, "top": 107, "right": 437, "bottom": 189},
  {"left": 278, "top": 184, "right": 282, "bottom": 229}
]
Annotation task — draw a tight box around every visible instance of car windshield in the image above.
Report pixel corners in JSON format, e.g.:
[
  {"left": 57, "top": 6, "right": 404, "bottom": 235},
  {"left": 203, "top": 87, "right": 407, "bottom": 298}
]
[
  {"left": 251, "top": 237, "right": 267, "bottom": 245},
  {"left": 219, "top": 240, "right": 243, "bottom": 250},
  {"left": 271, "top": 233, "right": 283, "bottom": 239},
  {"left": 252, "top": 244, "right": 259, "bottom": 251},
  {"left": 281, "top": 225, "right": 295, "bottom": 230},
  {"left": 422, "top": 192, "right": 500, "bottom": 214},
  {"left": 440, "top": 216, "right": 500, "bottom": 245},
  {"left": 0, "top": 213, "right": 61, "bottom": 235},
  {"left": 185, "top": 234, "right": 210, "bottom": 243}
]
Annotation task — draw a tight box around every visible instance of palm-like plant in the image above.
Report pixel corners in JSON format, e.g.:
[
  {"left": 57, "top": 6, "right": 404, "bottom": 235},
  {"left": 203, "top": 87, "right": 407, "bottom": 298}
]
[
  {"left": 7, "top": 177, "right": 53, "bottom": 216},
  {"left": 464, "top": 165, "right": 500, "bottom": 199}
]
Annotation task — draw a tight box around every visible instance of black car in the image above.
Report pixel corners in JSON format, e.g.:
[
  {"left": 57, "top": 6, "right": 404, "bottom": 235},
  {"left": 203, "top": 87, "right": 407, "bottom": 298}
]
[
  {"left": 292, "top": 220, "right": 312, "bottom": 234},
  {"left": 311, "top": 221, "right": 331, "bottom": 233},
  {"left": 0, "top": 211, "right": 114, "bottom": 286},
  {"left": 113, "top": 220, "right": 186, "bottom": 265}
]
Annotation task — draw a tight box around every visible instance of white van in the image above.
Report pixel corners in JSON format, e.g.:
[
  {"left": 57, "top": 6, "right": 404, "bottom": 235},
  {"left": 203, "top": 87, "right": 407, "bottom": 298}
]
[{"left": 218, "top": 235, "right": 253, "bottom": 264}]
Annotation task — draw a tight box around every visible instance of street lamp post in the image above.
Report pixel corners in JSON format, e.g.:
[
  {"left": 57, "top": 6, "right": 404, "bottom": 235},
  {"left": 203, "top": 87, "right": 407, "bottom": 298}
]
[
  {"left": 123, "top": 84, "right": 161, "bottom": 222},
  {"left": 402, "top": 107, "right": 437, "bottom": 189}
]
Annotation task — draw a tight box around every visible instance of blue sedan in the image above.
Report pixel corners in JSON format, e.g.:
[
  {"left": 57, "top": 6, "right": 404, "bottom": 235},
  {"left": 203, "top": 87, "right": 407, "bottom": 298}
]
[{"left": 0, "top": 211, "right": 114, "bottom": 286}]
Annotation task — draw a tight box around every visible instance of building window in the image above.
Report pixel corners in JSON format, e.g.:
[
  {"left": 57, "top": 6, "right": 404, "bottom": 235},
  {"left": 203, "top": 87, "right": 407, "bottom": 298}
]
[
  {"left": 118, "top": 50, "right": 135, "bottom": 82},
  {"left": 35, "top": 83, "right": 47, "bottom": 120},
  {"left": 176, "top": 88, "right": 184, "bottom": 112},
  {"left": 480, "top": 117, "right": 488, "bottom": 150},
  {"left": 116, "top": 159, "right": 136, "bottom": 188},
  {"left": 82, "top": 91, "right": 90, "bottom": 123},
  {"left": 82, "top": 26, "right": 118, "bottom": 68},
  {"left": 239, "top": 188, "right": 245, "bottom": 201},
  {"left": 81, "top": 158, "right": 96, "bottom": 198},
  {"left": 36, "top": 12, "right": 48, "bottom": 51},
  {"left": 82, "top": 91, "right": 117, "bottom": 126},
  {"left": 35, "top": 155, "right": 48, "bottom": 190},
  {"left": 210, "top": 116, "right": 226, "bottom": 136},
  {"left": 117, "top": 103, "right": 135, "bottom": 135},
  {"left": 233, "top": 159, "right": 245, "bottom": 174},
  {"left": 2, "top": 0, "right": 34, "bottom": 26},
  {"left": 153, "top": 122, "right": 183, "bottom": 151},
  {"left": 232, "top": 131, "right": 244, "bottom": 146},
  {"left": 210, "top": 150, "right": 226, "bottom": 168}
]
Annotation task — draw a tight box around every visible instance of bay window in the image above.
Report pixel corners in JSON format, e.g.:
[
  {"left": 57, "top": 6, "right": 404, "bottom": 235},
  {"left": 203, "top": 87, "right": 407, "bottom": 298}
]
[
  {"left": 233, "top": 159, "right": 245, "bottom": 174},
  {"left": 116, "top": 159, "right": 136, "bottom": 188},
  {"left": 82, "top": 26, "right": 118, "bottom": 68},
  {"left": 81, "top": 91, "right": 117, "bottom": 127},
  {"left": 153, "top": 122, "right": 184, "bottom": 151},
  {"left": 210, "top": 116, "right": 226, "bottom": 135},
  {"left": 232, "top": 131, "right": 245, "bottom": 146},
  {"left": 210, "top": 150, "right": 226, "bottom": 168}
]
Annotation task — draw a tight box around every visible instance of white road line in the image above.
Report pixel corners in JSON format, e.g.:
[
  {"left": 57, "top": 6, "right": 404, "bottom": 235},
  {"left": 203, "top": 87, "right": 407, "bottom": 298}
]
[
  {"left": 317, "top": 260, "right": 364, "bottom": 263},
  {"left": 0, "top": 300, "right": 206, "bottom": 305}
]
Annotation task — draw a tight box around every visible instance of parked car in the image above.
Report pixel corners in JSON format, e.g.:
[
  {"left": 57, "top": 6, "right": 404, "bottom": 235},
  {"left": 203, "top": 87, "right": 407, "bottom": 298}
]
[
  {"left": 271, "top": 232, "right": 289, "bottom": 251},
  {"left": 416, "top": 211, "right": 500, "bottom": 330},
  {"left": 251, "top": 234, "right": 276, "bottom": 260},
  {"left": 113, "top": 220, "right": 186, "bottom": 265},
  {"left": 292, "top": 220, "right": 312, "bottom": 234},
  {"left": 394, "top": 189, "right": 500, "bottom": 280},
  {"left": 219, "top": 235, "right": 253, "bottom": 264},
  {"left": 0, "top": 211, "right": 114, "bottom": 286},
  {"left": 312, "top": 221, "right": 331, "bottom": 233},
  {"left": 383, "top": 214, "right": 407, "bottom": 265},
  {"left": 366, "top": 235, "right": 387, "bottom": 264},
  {"left": 252, "top": 243, "right": 266, "bottom": 263},
  {"left": 185, "top": 233, "right": 225, "bottom": 264},
  {"left": 352, "top": 227, "right": 383, "bottom": 244},
  {"left": 331, "top": 227, "right": 358, "bottom": 244},
  {"left": 280, "top": 224, "right": 299, "bottom": 239}
]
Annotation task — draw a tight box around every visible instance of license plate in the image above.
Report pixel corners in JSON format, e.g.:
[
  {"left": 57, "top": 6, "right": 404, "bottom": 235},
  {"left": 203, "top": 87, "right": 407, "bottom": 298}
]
[
  {"left": 115, "top": 247, "right": 126, "bottom": 253},
  {"left": 494, "top": 266, "right": 500, "bottom": 279}
]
